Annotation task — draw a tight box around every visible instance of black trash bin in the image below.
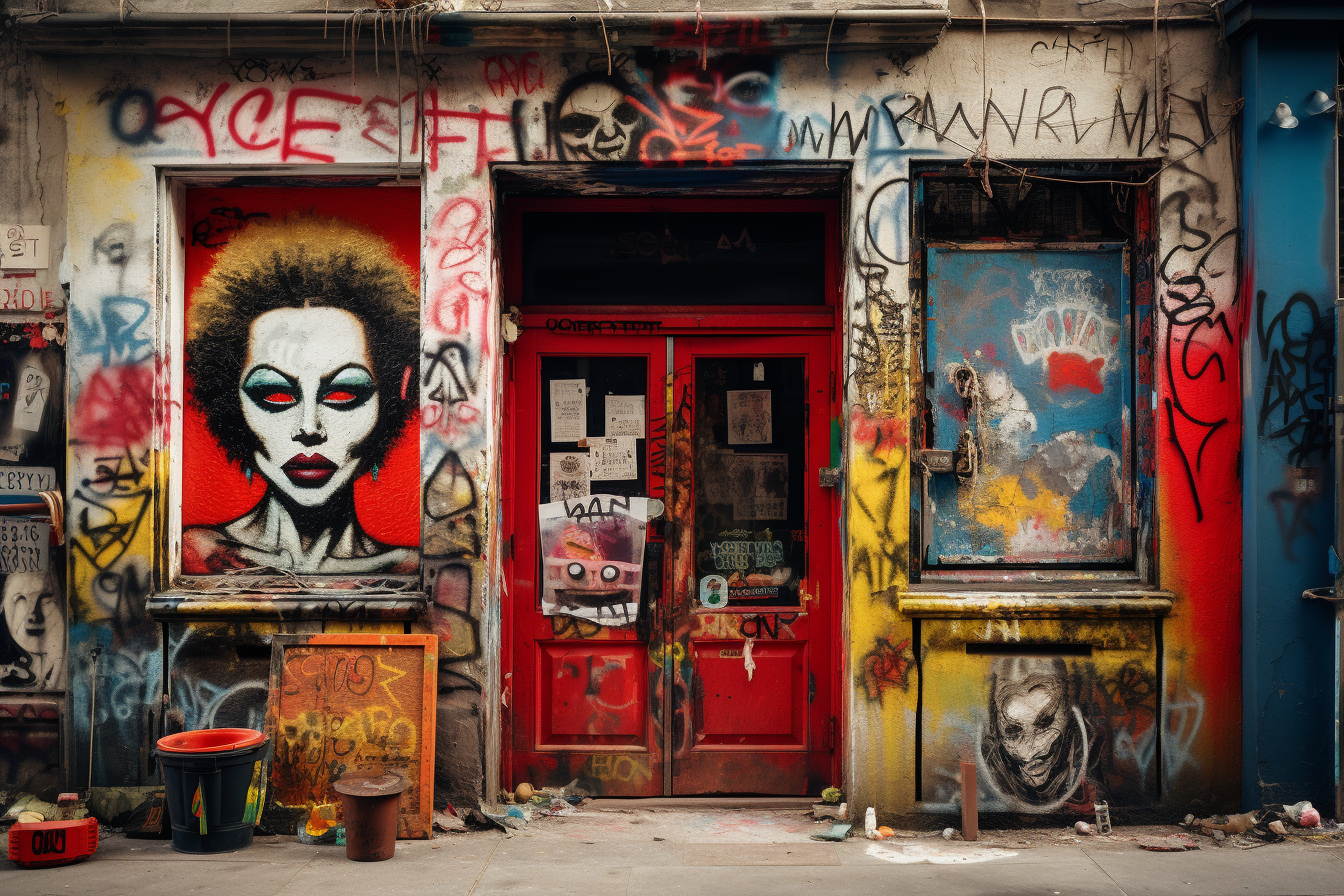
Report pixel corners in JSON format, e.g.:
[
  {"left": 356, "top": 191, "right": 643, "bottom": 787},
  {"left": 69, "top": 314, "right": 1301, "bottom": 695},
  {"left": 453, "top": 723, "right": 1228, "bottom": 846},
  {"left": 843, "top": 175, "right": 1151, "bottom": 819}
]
[{"left": 156, "top": 729, "right": 269, "bottom": 854}]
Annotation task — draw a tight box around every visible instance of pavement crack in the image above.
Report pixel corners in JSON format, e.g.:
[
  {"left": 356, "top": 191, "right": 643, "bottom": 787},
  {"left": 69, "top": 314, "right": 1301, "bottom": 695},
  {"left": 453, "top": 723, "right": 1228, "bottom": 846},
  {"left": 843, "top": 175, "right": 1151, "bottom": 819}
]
[
  {"left": 465, "top": 832, "right": 506, "bottom": 896},
  {"left": 1080, "top": 846, "right": 1130, "bottom": 896}
]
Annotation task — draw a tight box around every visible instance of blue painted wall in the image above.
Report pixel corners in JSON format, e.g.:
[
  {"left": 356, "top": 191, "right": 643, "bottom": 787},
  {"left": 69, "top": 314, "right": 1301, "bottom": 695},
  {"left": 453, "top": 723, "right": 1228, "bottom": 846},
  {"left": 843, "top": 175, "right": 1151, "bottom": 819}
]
[{"left": 1241, "top": 24, "right": 1338, "bottom": 814}]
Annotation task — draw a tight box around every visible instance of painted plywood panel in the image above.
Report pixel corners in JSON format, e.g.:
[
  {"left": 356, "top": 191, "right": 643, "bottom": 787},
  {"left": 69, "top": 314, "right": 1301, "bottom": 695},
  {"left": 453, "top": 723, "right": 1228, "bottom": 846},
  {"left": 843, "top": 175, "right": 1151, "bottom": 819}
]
[
  {"left": 180, "top": 187, "right": 420, "bottom": 575},
  {"left": 266, "top": 633, "right": 436, "bottom": 839},
  {"left": 918, "top": 619, "right": 1158, "bottom": 814},
  {"left": 925, "top": 248, "right": 1130, "bottom": 565}
]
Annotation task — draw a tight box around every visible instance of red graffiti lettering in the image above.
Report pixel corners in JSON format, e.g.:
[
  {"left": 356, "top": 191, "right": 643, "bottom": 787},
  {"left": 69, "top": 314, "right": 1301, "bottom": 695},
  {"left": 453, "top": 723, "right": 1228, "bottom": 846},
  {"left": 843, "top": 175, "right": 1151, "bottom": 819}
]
[
  {"left": 482, "top": 52, "right": 545, "bottom": 97},
  {"left": 361, "top": 91, "right": 420, "bottom": 153},
  {"left": 653, "top": 18, "right": 773, "bottom": 50},
  {"left": 629, "top": 94, "right": 763, "bottom": 166},
  {"left": 155, "top": 83, "right": 230, "bottom": 157},
  {"left": 0, "top": 284, "right": 52, "bottom": 311},
  {"left": 426, "top": 198, "right": 488, "bottom": 334},
  {"left": 421, "top": 89, "right": 511, "bottom": 175},
  {"left": 227, "top": 87, "right": 279, "bottom": 151},
  {"left": 282, "top": 88, "right": 362, "bottom": 163}
]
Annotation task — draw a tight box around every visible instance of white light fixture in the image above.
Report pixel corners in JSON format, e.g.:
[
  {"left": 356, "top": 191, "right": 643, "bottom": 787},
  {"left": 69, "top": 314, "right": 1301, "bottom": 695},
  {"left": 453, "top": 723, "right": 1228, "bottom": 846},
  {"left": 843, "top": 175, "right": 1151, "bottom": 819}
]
[
  {"left": 1271, "top": 102, "right": 1299, "bottom": 129},
  {"left": 1305, "top": 90, "right": 1337, "bottom": 116}
]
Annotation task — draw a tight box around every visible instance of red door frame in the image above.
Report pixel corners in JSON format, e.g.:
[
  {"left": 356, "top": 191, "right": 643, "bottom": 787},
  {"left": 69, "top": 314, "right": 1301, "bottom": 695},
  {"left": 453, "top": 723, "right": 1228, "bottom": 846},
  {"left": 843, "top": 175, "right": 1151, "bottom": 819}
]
[{"left": 501, "top": 196, "right": 844, "bottom": 796}]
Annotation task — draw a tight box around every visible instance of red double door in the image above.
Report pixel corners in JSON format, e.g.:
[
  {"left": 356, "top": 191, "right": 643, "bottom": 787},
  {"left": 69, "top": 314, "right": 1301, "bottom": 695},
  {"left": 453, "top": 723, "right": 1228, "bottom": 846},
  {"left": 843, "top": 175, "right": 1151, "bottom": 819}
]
[{"left": 505, "top": 331, "right": 840, "bottom": 796}]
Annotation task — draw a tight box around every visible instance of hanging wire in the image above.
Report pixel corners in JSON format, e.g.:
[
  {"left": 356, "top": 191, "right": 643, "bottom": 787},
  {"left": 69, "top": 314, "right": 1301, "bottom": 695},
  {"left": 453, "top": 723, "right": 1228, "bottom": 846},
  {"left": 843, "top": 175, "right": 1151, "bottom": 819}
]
[
  {"left": 597, "top": 0, "right": 612, "bottom": 76},
  {"left": 824, "top": 10, "right": 836, "bottom": 73}
]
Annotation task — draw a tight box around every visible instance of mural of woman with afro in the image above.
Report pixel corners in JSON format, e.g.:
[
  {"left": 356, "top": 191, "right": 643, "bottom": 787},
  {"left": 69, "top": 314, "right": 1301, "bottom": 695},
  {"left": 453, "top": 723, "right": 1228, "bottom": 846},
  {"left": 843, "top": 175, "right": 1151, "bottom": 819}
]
[{"left": 182, "top": 216, "right": 419, "bottom": 574}]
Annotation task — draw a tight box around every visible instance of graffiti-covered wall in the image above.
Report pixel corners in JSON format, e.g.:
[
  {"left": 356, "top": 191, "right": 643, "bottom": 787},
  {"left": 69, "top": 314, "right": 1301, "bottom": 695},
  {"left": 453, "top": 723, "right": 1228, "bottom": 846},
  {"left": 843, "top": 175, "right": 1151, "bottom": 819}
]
[{"left": 25, "top": 12, "right": 1250, "bottom": 815}]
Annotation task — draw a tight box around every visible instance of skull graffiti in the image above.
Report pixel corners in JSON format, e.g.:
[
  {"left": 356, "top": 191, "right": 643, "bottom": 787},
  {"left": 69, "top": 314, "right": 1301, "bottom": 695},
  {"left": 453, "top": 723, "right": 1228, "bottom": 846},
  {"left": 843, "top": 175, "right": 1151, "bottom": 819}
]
[{"left": 554, "top": 75, "right": 643, "bottom": 161}]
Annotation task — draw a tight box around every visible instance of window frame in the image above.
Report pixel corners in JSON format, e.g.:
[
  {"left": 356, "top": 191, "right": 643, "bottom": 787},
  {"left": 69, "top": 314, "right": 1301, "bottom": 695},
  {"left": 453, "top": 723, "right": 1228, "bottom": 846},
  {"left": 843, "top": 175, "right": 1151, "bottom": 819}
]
[
  {"left": 154, "top": 170, "right": 425, "bottom": 601},
  {"left": 907, "top": 164, "right": 1159, "bottom": 587}
]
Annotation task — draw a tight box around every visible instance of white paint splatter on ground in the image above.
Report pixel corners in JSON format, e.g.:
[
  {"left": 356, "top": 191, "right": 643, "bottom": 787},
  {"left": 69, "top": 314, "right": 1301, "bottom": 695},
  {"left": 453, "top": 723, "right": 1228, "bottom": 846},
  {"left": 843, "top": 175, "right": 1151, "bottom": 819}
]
[{"left": 865, "top": 843, "right": 1018, "bottom": 864}]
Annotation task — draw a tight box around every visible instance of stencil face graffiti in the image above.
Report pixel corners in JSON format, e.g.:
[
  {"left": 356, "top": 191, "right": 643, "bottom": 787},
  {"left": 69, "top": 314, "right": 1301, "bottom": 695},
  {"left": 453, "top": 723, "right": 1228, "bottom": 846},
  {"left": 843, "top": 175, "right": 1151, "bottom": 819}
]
[
  {"left": 554, "top": 75, "right": 643, "bottom": 162},
  {"left": 0, "top": 570, "right": 65, "bottom": 690}
]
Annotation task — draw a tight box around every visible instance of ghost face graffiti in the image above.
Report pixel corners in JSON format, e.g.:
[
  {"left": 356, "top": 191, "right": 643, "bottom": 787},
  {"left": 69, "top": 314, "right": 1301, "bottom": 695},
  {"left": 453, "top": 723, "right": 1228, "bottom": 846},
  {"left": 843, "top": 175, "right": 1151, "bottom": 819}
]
[
  {"left": 555, "top": 77, "right": 643, "bottom": 161},
  {"left": 997, "top": 679, "right": 1068, "bottom": 787},
  {"left": 980, "top": 658, "right": 1089, "bottom": 810},
  {"left": 242, "top": 307, "right": 378, "bottom": 508}
]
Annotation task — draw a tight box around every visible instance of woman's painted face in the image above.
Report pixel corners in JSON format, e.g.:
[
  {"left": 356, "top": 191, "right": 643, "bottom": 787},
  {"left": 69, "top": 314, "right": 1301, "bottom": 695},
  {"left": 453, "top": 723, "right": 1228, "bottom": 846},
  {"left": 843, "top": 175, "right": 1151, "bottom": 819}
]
[
  {"left": 998, "top": 682, "right": 1067, "bottom": 787},
  {"left": 241, "top": 307, "right": 378, "bottom": 507},
  {"left": 3, "top": 571, "right": 61, "bottom": 656}
]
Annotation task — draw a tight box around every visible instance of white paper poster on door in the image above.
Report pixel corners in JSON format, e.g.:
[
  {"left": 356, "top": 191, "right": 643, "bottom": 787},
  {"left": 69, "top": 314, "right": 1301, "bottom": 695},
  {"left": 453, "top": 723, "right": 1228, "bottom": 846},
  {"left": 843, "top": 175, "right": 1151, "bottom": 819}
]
[
  {"left": 549, "top": 452, "right": 590, "bottom": 502},
  {"left": 604, "top": 395, "right": 645, "bottom": 438},
  {"left": 588, "top": 437, "right": 638, "bottom": 480},
  {"left": 727, "top": 389, "right": 772, "bottom": 444},
  {"left": 538, "top": 495, "right": 650, "bottom": 626},
  {"left": 550, "top": 379, "right": 587, "bottom": 442},
  {"left": 728, "top": 453, "right": 788, "bottom": 520}
]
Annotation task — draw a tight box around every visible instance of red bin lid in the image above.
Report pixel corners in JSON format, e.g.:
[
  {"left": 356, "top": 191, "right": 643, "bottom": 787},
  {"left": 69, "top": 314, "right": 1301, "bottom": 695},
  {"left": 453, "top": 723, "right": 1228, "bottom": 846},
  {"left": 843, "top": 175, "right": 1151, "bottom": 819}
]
[{"left": 157, "top": 728, "right": 266, "bottom": 753}]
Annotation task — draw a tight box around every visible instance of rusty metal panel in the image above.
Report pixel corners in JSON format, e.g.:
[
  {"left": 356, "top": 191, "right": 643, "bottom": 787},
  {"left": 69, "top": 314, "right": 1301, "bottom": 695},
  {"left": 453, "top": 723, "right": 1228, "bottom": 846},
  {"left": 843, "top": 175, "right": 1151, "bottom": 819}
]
[
  {"left": 265, "top": 633, "right": 436, "bottom": 840},
  {"left": 924, "top": 248, "right": 1130, "bottom": 565}
]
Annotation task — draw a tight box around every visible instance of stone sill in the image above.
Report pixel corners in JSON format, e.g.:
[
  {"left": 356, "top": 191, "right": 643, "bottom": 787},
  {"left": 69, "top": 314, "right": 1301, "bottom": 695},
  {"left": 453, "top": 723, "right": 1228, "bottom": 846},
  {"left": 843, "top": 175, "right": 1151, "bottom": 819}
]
[
  {"left": 898, "top": 589, "right": 1174, "bottom": 619},
  {"left": 147, "top": 591, "right": 428, "bottom": 622}
]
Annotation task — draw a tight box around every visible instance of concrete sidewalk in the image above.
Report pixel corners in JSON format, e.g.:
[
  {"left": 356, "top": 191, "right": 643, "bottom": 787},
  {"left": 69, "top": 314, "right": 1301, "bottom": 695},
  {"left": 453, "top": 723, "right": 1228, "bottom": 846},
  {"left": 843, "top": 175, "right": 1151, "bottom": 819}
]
[{"left": 4, "top": 808, "right": 1344, "bottom": 896}]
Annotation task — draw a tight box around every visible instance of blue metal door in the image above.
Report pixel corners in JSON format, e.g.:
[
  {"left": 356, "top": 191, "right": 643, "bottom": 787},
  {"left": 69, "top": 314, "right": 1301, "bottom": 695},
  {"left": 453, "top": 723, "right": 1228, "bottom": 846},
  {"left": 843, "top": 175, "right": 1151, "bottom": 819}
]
[{"left": 923, "top": 248, "right": 1131, "bottom": 565}]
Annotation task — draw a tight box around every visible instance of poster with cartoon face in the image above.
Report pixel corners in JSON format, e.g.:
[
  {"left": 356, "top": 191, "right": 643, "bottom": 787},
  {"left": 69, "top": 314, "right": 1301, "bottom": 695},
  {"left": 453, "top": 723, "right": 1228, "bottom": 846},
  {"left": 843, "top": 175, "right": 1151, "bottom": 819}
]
[{"left": 538, "top": 495, "right": 650, "bottom": 626}]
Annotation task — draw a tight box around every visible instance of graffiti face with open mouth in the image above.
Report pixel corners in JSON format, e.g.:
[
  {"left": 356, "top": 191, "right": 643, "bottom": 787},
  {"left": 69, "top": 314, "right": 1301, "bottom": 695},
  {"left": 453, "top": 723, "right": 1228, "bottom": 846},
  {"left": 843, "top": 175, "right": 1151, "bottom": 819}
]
[{"left": 545, "top": 557, "right": 640, "bottom": 620}]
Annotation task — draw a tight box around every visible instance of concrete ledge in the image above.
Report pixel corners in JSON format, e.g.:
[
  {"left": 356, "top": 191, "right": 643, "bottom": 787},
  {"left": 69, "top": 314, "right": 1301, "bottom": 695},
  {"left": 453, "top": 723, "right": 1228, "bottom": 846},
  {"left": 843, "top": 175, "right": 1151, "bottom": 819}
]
[
  {"left": 147, "top": 591, "right": 428, "bottom": 622},
  {"left": 898, "top": 591, "right": 1174, "bottom": 618}
]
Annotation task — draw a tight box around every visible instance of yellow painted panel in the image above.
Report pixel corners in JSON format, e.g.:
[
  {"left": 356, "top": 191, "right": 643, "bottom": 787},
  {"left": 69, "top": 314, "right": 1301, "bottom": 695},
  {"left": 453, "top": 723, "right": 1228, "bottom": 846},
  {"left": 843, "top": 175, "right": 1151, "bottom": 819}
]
[{"left": 919, "top": 618, "right": 1158, "bottom": 814}]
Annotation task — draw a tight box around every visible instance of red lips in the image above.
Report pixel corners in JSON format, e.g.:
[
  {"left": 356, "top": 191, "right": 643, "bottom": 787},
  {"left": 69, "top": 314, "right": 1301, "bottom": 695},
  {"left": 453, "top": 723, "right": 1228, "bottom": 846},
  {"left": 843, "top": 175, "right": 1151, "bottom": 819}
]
[{"left": 281, "top": 453, "right": 338, "bottom": 487}]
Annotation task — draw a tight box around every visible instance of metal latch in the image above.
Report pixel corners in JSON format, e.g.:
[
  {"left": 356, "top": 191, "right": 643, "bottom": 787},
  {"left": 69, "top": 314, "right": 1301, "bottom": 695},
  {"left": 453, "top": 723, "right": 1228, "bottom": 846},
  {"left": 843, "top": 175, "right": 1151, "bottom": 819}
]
[
  {"left": 917, "top": 449, "right": 955, "bottom": 473},
  {"left": 819, "top": 467, "right": 841, "bottom": 488},
  {"left": 918, "top": 433, "right": 979, "bottom": 484}
]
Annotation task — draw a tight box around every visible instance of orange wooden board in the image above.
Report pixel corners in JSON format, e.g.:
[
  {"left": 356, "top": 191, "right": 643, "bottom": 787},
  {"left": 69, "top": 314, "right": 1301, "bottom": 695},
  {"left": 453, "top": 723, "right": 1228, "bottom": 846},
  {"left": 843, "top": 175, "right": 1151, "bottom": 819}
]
[{"left": 265, "top": 634, "right": 437, "bottom": 839}]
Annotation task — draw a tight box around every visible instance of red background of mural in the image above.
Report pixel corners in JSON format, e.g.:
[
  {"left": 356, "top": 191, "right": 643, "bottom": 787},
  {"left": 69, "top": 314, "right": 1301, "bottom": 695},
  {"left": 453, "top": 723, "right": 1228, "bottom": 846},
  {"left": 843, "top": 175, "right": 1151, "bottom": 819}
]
[{"left": 182, "top": 186, "right": 421, "bottom": 549}]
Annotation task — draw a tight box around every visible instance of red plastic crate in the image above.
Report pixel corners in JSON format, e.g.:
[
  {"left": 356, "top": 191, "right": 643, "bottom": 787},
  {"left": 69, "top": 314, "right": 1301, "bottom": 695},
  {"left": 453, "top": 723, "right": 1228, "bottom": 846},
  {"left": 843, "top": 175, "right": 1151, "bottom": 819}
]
[{"left": 8, "top": 818, "right": 99, "bottom": 868}]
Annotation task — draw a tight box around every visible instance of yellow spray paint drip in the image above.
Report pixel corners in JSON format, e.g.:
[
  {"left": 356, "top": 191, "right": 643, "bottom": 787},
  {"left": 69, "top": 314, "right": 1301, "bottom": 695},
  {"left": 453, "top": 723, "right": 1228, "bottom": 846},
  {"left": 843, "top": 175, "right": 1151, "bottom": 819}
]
[{"left": 192, "top": 782, "right": 207, "bottom": 835}]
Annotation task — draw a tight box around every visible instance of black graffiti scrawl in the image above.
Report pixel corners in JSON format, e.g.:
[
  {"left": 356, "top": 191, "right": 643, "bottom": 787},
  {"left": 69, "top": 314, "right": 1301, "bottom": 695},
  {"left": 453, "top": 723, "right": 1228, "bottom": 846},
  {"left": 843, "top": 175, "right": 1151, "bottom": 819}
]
[{"left": 1256, "top": 290, "right": 1332, "bottom": 466}]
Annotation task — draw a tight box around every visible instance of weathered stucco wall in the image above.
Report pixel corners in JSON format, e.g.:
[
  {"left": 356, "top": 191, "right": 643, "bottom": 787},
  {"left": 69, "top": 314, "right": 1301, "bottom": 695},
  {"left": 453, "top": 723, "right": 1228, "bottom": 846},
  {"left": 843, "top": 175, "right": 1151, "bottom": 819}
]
[
  {"left": 0, "top": 17, "right": 69, "bottom": 799},
  {"left": 43, "top": 17, "right": 1244, "bottom": 815}
]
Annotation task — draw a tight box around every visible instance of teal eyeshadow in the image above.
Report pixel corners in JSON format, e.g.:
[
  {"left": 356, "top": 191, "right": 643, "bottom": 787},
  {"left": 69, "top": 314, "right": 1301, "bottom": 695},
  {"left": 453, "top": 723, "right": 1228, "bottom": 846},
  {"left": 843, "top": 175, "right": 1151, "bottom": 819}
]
[
  {"left": 329, "top": 368, "right": 374, "bottom": 388},
  {"left": 243, "top": 368, "right": 291, "bottom": 390}
]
